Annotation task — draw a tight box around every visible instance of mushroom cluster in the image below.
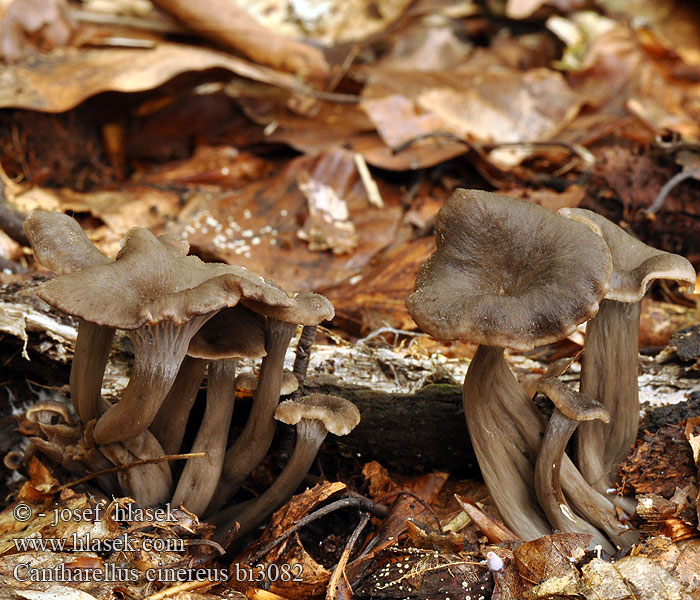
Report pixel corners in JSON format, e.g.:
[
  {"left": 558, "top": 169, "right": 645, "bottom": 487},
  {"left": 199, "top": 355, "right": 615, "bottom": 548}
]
[
  {"left": 406, "top": 189, "right": 695, "bottom": 549},
  {"left": 23, "top": 210, "right": 356, "bottom": 542}
]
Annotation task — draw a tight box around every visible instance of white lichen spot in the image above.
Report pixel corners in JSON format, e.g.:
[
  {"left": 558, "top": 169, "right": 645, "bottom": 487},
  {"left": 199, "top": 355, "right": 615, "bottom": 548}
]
[
  {"left": 251, "top": 237, "right": 261, "bottom": 245},
  {"left": 242, "top": 229, "right": 254, "bottom": 238},
  {"left": 243, "top": 209, "right": 252, "bottom": 219},
  {"left": 280, "top": 209, "right": 288, "bottom": 217}
]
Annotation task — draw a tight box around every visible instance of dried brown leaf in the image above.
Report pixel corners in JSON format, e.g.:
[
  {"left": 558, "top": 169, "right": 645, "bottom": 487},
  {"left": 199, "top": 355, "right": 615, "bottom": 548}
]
[
  {"left": 513, "top": 533, "right": 590, "bottom": 585},
  {"left": 0, "top": 42, "right": 300, "bottom": 112},
  {"left": 150, "top": 0, "right": 328, "bottom": 78}
]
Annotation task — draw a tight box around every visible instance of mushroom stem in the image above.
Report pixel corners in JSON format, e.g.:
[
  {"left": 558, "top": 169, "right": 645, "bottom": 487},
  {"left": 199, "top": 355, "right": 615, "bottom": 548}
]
[
  {"left": 535, "top": 408, "right": 614, "bottom": 551},
  {"left": 150, "top": 356, "right": 208, "bottom": 455},
  {"left": 291, "top": 325, "right": 316, "bottom": 400},
  {"left": 465, "top": 346, "right": 636, "bottom": 546},
  {"left": 462, "top": 345, "right": 551, "bottom": 540},
  {"left": 576, "top": 299, "right": 641, "bottom": 500},
  {"left": 94, "top": 315, "right": 213, "bottom": 445},
  {"left": 70, "top": 319, "right": 115, "bottom": 423},
  {"left": 214, "top": 418, "right": 326, "bottom": 544},
  {"left": 207, "top": 318, "right": 297, "bottom": 513},
  {"left": 99, "top": 429, "right": 173, "bottom": 506},
  {"left": 172, "top": 359, "right": 237, "bottom": 515}
]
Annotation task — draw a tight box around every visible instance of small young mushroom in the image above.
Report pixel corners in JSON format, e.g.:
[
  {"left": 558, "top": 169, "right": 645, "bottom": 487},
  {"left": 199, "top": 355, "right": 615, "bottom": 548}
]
[
  {"left": 207, "top": 292, "right": 334, "bottom": 514},
  {"left": 35, "top": 226, "right": 293, "bottom": 445},
  {"left": 534, "top": 377, "right": 613, "bottom": 550},
  {"left": 170, "top": 306, "right": 267, "bottom": 515},
  {"left": 234, "top": 370, "right": 299, "bottom": 396},
  {"left": 406, "top": 189, "right": 613, "bottom": 540},
  {"left": 559, "top": 208, "right": 696, "bottom": 497},
  {"left": 213, "top": 393, "right": 360, "bottom": 542}
]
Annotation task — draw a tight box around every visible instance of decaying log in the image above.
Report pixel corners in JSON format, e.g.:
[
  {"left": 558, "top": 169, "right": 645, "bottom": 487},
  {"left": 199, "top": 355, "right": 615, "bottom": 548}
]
[{"left": 0, "top": 278, "right": 697, "bottom": 476}]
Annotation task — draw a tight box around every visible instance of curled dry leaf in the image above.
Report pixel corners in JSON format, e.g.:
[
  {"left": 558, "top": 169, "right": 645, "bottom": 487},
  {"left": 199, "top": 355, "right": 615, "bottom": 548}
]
[
  {"left": 513, "top": 532, "right": 591, "bottom": 585},
  {"left": 0, "top": 41, "right": 300, "bottom": 112},
  {"left": 363, "top": 66, "right": 580, "bottom": 147},
  {"left": 150, "top": 0, "right": 328, "bottom": 78}
]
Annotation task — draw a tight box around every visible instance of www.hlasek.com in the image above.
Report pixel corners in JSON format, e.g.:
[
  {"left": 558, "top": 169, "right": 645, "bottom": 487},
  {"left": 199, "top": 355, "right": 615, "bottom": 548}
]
[
  {"left": 11, "top": 501, "right": 304, "bottom": 584},
  {"left": 10, "top": 501, "right": 232, "bottom": 584}
]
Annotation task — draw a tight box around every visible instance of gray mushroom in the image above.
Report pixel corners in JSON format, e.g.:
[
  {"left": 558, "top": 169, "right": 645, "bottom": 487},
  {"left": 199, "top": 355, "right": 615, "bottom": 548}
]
[
  {"left": 212, "top": 393, "right": 359, "bottom": 543},
  {"left": 534, "top": 377, "right": 611, "bottom": 546},
  {"left": 406, "top": 189, "right": 614, "bottom": 541},
  {"left": 206, "top": 292, "right": 334, "bottom": 514},
  {"left": 35, "top": 226, "right": 292, "bottom": 445},
  {"left": 170, "top": 305, "right": 267, "bottom": 515},
  {"left": 151, "top": 304, "right": 267, "bottom": 456},
  {"left": 559, "top": 208, "right": 696, "bottom": 499},
  {"left": 24, "top": 210, "right": 114, "bottom": 424}
]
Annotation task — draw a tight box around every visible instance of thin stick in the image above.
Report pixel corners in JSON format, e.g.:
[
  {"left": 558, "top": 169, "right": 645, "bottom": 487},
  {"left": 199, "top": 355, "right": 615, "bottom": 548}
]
[
  {"left": 353, "top": 153, "right": 383, "bottom": 208},
  {"left": 326, "top": 512, "right": 370, "bottom": 600},
  {"left": 248, "top": 496, "right": 387, "bottom": 563},
  {"left": 54, "top": 452, "right": 206, "bottom": 492},
  {"left": 646, "top": 170, "right": 697, "bottom": 216},
  {"left": 291, "top": 325, "right": 316, "bottom": 400}
]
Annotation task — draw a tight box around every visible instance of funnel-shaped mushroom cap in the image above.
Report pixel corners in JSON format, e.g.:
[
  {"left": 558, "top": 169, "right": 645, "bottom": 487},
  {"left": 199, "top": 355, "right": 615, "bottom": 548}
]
[
  {"left": 36, "top": 227, "right": 294, "bottom": 328},
  {"left": 243, "top": 292, "right": 334, "bottom": 326},
  {"left": 537, "top": 378, "right": 610, "bottom": 422},
  {"left": 558, "top": 208, "right": 696, "bottom": 303},
  {"left": 406, "top": 189, "right": 613, "bottom": 351},
  {"left": 24, "top": 210, "right": 112, "bottom": 274},
  {"left": 188, "top": 305, "right": 266, "bottom": 360},
  {"left": 275, "top": 393, "right": 360, "bottom": 435}
]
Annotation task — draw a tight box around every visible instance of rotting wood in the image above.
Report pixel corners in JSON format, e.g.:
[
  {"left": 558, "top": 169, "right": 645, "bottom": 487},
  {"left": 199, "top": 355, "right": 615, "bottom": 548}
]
[{"left": 0, "top": 279, "right": 697, "bottom": 476}]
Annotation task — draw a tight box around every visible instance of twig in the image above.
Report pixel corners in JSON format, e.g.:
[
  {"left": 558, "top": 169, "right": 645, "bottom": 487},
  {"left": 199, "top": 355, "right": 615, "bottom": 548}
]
[
  {"left": 356, "top": 326, "right": 424, "bottom": 347},
  {"left": 646, "top": 170, "right": 698, "bottom": 216},
  {"left": 326, "top": 512, "right": 370, "bottom": 600},
  {"left": 248, "top": 495, "right": 387, "bottom": 563},
  {"left": 392, "top": 131, "right": 468, "bottom": 154},
  {"left": 54, "top": 452, "right": 206, "bottom": 492},
  {"left": 392, "top": 134, "right": 594, "bottom": 167},
  {"left": 185, "top": 538, "right": 226, "bottom": 555},
  {"left": 354, "top": 153, "right": 384, "bottom": 208},
  {"left": 291, "top": 325, "right": 316, "bottom": 400},
  {"left": 0, "top": 185, "right": 29, "bottom": 247}
]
